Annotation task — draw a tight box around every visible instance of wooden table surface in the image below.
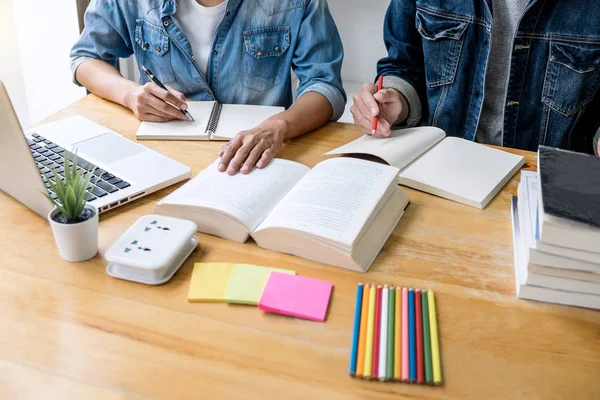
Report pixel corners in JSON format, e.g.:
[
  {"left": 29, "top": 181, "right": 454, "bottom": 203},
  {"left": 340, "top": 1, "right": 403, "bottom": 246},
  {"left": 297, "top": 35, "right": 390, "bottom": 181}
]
[{"left": 0, "top": 95, "right": 598, "bottom": 400}]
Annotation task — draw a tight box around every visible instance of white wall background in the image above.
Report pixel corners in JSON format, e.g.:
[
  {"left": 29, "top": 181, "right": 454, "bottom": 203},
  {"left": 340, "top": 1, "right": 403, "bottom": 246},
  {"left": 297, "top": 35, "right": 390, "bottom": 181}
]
[{"left": 0, "top": 0, "right": 86, "bottom": 129}]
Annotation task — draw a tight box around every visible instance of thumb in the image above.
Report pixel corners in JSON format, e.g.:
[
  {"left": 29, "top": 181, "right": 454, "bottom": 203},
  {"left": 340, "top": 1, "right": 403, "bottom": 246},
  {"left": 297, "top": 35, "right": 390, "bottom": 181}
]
[{"left": 373, "top": 88, "right": 399, "bottom": 104}]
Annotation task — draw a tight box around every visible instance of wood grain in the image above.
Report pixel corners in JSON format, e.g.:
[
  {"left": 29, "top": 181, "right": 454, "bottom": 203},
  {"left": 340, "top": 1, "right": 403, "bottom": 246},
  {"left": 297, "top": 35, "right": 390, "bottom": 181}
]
[{"left": 0, "top": 95, "right": 598, "bottom": 400}]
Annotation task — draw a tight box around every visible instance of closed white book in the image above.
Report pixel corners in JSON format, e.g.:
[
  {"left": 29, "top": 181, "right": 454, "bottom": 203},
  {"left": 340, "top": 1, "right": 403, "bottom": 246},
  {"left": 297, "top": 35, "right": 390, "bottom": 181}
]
[
  {"left": 511, "top": 196, "right": 600, "bottom": 309},
  {"left": 325, "top": 127, "right": 525, "bottom": 208},
  {"left": 155, "top": 157, "right": 409, "bottom": 272},
  {"left": 136, "top": 101, "right": 284, "bottom": 141}
]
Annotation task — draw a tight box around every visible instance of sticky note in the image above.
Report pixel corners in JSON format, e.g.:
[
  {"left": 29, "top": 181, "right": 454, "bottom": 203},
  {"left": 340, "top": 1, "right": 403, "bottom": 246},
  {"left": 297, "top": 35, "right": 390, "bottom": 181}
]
[
  {"left": 258, "top": 273, "right": 333, "bottom": 322},
  {"left": 188, "top": 263, "right": 234, "bottom": 302},
  {"left": 225, "top": 264, "right": 295, "bottom": 305}
]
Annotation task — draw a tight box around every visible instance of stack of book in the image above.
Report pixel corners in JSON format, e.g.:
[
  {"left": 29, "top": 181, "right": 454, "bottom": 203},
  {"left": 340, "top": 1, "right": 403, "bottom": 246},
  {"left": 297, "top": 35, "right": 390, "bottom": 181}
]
[{"left": 511, "top": 146, "right": 600, "bottom": 309}]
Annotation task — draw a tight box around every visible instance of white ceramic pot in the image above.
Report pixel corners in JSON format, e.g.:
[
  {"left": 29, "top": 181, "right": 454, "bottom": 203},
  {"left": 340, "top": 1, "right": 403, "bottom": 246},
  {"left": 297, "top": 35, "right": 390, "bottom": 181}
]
[{"left": 48, "top": 204, "right": 99, "bottom": 262}]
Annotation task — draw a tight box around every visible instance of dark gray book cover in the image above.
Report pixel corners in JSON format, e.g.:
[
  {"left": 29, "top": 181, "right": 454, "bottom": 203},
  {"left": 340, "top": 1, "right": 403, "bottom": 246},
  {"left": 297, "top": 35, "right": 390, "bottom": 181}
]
[{"left": 538, "top": 146, "right": 600, "bottom": 228}]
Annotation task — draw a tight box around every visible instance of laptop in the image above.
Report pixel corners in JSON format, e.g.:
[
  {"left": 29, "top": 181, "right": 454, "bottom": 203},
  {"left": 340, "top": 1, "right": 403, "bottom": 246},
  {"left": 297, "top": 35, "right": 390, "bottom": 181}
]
[{"left": 0, "top": 81, "right": 191, "bottom": 218}]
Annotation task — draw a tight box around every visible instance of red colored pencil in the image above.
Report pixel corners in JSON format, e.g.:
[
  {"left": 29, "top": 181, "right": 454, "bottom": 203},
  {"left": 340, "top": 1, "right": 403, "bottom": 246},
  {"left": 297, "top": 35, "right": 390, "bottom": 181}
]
[
  {"left": 371, "top": 285, "right": 382, "bottom": 379},
  {"left": 415, "top": 288, "right": 424, "bottom": 383},
  {"left": 371, "top": 76, "right": 383, "bottom": 135}
]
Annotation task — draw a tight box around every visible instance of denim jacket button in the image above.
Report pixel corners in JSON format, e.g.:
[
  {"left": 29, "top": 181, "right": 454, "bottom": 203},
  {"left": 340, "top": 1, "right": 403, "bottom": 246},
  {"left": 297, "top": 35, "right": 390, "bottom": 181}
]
[
  {"left": 156, "top": 46, "right": 161, "bottom": 53},
  {"left": 243, "top": 32, "right": 250, "bottom": 37},
  {"left": 163, "top": 20, "right": 170, "bottom": 27},
  {"left": 274, "top": 47, "right": 281, "bottom": 53},
  {"left": 226, "top": 11, "right": 230, "bottom": 16},
  {"left": 213, "top": 50, "right": 219, "bottom": 56},
  {"left": 256, "top": 50, "right": 263, "bottom": 56},
  {"left": 143, "top": 42, "right": 149, "bottom": 50}
]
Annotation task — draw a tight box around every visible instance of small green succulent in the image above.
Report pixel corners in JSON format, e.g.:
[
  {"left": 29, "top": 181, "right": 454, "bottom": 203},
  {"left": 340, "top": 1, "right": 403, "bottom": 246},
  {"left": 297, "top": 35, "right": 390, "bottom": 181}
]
[{"left": 43, "top": 153, "right": 97, "bottom": 222}]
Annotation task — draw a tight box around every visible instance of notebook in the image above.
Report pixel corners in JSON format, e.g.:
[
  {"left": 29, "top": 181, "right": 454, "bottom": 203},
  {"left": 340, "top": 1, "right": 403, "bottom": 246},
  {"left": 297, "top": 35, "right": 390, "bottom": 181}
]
[
  {"left": 537, "top": 146, "right": 600, "bottom": 254},
  {"left": 225, "top": 264, "right": 296, "bottom": 305},
  {"left": 325, "top": 127, "right": 525, "bottom": 209},
  {"left": 136, "top": 101, "right": 284, "bottom": 141},
  {"left": 258, "top": 272, "right": 333, "bottom": 322}
]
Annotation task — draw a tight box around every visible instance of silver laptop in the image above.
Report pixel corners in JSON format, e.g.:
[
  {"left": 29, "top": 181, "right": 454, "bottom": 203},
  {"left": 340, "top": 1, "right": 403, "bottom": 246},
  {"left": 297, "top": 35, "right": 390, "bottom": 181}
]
[{"left": 0, "top": 81, "right": 191, "bottom": 218}]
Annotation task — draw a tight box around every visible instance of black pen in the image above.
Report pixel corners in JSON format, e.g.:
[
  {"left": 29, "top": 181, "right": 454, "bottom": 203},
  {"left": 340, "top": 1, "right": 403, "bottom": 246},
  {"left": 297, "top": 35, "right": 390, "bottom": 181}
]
[{"left": 141, "top": 65, "right": 194, "bottom": 122}]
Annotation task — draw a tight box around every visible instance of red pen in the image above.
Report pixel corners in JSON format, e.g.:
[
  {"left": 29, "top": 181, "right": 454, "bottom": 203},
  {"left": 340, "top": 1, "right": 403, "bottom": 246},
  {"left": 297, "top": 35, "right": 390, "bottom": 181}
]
[{"left": 371, "top": 75, "right": 383, "bottom": 135}]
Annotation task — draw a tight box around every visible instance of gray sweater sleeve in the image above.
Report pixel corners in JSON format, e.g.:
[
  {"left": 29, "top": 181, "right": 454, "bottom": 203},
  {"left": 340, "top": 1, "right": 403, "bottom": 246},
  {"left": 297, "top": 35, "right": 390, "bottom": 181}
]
[
  {"left": 382, "top": 75, "right": 422, "bottom": 128},
  {"left": 594, "top": 127, "right": 599, "bottom": 156}
]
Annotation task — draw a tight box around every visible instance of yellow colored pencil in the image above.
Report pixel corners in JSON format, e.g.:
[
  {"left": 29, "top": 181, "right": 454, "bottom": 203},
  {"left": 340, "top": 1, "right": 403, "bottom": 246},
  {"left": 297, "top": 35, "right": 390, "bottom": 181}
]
[
  {"left": 363, "top": 284, "right": 376, "bottom": 379},
  {"left": 393, "top": 287, "right": 401, "bottom": 380},
  {"left": 428, "top": 290, "right": 442, "bottom": 385},
  {"left": 355, "top": 284, "right": 370, "bottom": 377}
]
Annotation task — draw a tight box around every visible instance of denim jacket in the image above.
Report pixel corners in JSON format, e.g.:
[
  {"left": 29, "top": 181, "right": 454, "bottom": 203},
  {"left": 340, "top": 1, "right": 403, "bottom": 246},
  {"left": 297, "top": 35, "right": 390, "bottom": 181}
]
[
  {"left": 378, "top": 0, "right": 600, "bottom": 154},
  {"left": 71, "top": 0, "right": 346, "bottom": 120}
]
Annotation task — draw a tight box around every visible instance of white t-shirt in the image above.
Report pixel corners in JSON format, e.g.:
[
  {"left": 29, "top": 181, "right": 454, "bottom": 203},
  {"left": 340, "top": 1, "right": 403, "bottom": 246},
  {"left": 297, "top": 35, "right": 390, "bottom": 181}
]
[{"left": 175, "top": 0, "right": 229, "bottom": 77}]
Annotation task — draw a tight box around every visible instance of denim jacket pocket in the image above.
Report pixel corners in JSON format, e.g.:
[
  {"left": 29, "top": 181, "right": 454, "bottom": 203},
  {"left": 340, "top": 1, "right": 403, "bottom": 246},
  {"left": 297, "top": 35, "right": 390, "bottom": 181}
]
[
  {"left": 416, "top": 9, "right": 469, "bottom": 87},
  {"left": 542, "top": 41, "right": 600, "bottom": 116},
  {"left": 134, "top": 19, "right": 175, "bottom": 84},
  {"left": 243, "top": 26, "right": 291, "bottom": 92}
]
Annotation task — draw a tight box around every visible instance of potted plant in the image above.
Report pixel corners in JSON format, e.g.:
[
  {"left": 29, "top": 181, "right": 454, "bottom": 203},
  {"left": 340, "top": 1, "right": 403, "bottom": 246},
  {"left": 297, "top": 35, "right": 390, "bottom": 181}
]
[{"left": 43, "top": 153, "right": 99, "bottom": 262}]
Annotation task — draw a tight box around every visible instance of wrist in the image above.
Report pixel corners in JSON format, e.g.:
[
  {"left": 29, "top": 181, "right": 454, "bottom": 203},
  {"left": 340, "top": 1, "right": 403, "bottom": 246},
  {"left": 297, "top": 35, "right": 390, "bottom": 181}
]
[
  {"left": 263, "top": 117, "right": 292, "bottom": 140},
  {"left": 121, "top": 81, "right": 142, "bottom": 110}
]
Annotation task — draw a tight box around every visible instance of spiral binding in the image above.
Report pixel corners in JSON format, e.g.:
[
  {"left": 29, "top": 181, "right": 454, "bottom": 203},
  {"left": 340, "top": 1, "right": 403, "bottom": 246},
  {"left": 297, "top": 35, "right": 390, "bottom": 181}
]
[{"left": 206, "top": 101, "right": 223, "bottom": 136}]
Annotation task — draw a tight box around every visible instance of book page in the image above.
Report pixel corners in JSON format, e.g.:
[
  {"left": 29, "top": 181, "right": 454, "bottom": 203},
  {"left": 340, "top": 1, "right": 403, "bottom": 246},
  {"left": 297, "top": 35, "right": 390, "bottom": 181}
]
[
  {"left": 136, "top": 101, "right": 216, "bottom": 139},
  {"left": 255, "top": 157, "right": 400, "bottom": 245},
  {"left": 157, "top": 158, "right": 309, "bottom": 230},
  {"left": 212, "top": 104, "right": 285, "bottom": 140},
  {"left": 324, "top": 127, "right": 445, "bottom": 170},
  {"left": 398, "top": 137, "right": 525, "bottom": 207}
]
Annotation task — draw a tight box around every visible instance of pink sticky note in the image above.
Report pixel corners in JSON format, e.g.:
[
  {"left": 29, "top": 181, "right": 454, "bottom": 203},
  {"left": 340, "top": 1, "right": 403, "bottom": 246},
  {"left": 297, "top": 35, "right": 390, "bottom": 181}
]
[{"left": 258, "top": 272, "right": 333, "bottom": 322}]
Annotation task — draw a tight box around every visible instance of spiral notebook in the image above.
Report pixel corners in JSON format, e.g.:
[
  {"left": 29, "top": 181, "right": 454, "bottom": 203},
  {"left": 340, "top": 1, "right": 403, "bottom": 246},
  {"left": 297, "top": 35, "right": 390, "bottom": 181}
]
[{"left": 136, "top": 101, "right": 284, "bottom": 141}]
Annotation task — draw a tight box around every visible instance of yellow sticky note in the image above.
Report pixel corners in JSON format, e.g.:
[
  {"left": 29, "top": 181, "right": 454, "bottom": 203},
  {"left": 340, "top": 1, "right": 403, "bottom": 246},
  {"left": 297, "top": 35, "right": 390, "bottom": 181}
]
[
  {"left": 225, "top": 264, "right": 295, "bottom": 305},
  {"left": 188, "top": 263, "right": 235, "bottom": 302}
]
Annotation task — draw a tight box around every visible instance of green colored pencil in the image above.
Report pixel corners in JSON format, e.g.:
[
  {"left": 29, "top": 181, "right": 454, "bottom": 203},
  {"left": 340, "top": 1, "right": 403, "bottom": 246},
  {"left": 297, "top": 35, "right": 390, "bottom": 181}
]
[
  {"left": 422, "top": 289, "right": 433, "bottom": 384},
  {"left": 386, "top": 287, "right": 395, "bottom": 379}
]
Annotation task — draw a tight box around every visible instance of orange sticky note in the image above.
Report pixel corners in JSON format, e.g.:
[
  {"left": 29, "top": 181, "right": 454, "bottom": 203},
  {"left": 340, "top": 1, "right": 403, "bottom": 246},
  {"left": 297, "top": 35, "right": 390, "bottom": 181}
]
[{"left": 258, "top": 273, "right": 333, "bottom": 322}]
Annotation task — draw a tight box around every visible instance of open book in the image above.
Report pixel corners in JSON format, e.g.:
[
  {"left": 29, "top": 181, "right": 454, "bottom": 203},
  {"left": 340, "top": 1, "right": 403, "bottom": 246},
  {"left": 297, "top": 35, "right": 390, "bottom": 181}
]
[
  {"left": 154, "top": 157, "right": 409, "bottom": 272},
  {"left": 136, "top": 101, "right": 284, "bottom": 141},
  {"left": 325, "top": 127, "right": 525, "bottom": 208}
]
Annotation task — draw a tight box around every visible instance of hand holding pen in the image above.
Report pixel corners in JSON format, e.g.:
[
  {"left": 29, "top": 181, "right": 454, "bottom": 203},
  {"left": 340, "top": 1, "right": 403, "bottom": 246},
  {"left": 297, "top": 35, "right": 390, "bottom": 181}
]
[
  {"left": 350, "top": 76, "right": 408, "bottom": 138},
  {"left": 124, "top": 66, "right": 194, "bottom": 122}
]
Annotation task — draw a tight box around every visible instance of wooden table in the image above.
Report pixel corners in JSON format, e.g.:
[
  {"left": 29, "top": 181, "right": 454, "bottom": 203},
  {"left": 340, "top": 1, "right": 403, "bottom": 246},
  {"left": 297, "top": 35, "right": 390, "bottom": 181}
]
[{"left": 1, "top": 95, "right": 598, "bottom": 400}]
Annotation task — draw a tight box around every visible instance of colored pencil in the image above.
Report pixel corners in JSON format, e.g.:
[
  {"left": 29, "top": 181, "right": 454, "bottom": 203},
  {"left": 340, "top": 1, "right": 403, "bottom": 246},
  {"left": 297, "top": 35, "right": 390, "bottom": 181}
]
[
  {"left": 393, "top": 287, "right": 401, "bottom": 380},
  {"left": 363, "top": 285, "right": 376, "bottom": 378},
  {"left": 415, "top": 288, "right": 424, "bottom": 383},
  {"left": 356, "top": 284, "right": 370, "bottom": 377},
  {"left": 378, "top": 285, "right": 389, "bottom": 380},
  {"left": 386, "top": 287, "right": 395, "bottom": 380},
  {"left": 371, "top": 76, "right": 384, "bottom": 134},
  {"left": 371, "top": 285, "right": 382, "bottom": 379},
  {"left": 401, "top": 287, "right": 409, "bottom": 381},
  {"left": 349, "top": 282, "right": 364, "bottom": 376},
  {"left": 428, "top": 290, "right": 442, "bottom": 385},
  {"left": 422, "top": 289, "right": 433, "bottom": 385},
  {"left": 408, "top": 288, "right": 416, "bottom": 382}
]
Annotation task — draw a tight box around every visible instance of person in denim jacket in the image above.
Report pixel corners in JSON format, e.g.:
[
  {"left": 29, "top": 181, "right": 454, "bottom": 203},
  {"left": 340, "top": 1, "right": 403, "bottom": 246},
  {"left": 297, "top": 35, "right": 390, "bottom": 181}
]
[
  {"left": 351, "top": 0, "right": 600, "bottom": 155},
  {"left": 71, "top": 0, "right": 346, "bottom": 174}
]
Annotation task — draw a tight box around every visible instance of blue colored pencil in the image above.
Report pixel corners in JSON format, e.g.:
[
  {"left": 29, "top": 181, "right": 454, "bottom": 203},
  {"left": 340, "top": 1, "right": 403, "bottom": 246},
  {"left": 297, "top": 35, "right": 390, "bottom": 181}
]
[
  {"left": 408, "top": 287, "right": 416, "bottom": 382},
  {"left": 349, "top": 282, "right": 364, "bottom": 376}
]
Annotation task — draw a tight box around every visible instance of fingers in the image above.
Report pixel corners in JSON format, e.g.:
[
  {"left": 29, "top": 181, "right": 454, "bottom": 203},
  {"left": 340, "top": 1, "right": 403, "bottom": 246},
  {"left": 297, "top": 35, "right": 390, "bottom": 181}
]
[
  {"left": 145, "top": 94, "right": 188, "bottom": 121},
  {"left": 361, "top": 90, "right": 380, "bottom": 118},
  {"left": 165, "top": 85, "right": 187, "bottom": 107},
  {"left": 225, "top": 141, "right": 256, "bottom": 175},
  {"left": 147, "top": 83, "right": 188, "bottom": 110},
  {"left": 374, "top": 88, "right": 400, "bottom": 104},
  {"left": 219, "top": 135, "right": 244, "bottom": 173},
  {"left": 256, "top": 148, "right": 275, "bottom": 169},
  {"left": 240, "top": 144, "right": 267, "bottom": 174},
  {"left": 373, "top": 117, "right": 393, "bottom": 138}
]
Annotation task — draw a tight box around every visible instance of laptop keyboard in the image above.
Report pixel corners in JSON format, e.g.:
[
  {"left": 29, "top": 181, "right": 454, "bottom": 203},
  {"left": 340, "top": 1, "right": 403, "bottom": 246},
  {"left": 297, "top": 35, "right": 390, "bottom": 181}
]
[{"left": 28, "top": 133, "right": 130, "bottom": 203}]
